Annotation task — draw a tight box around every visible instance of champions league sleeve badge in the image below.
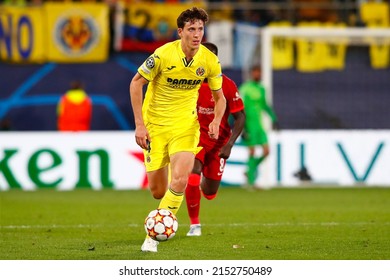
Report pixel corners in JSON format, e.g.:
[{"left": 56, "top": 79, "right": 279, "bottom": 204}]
[{"left": 145, "top": 56, "right": 155, "bottom": 69}]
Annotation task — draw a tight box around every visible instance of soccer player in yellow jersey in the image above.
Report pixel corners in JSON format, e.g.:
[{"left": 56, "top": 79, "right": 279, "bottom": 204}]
[{"left": 129, "top": 7, "right": 226, "bottom": 252}]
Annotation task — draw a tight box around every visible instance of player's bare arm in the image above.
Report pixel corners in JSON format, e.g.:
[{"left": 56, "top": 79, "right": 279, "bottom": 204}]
[
  {"left": 219, "top": 110, "right": 246, "bottom": 159},
  {"left": 129, "top": 73, "right": 150, "bottom": 150},
  {"left": 209, "top": 88, "right": 226, "bottom": 139}
]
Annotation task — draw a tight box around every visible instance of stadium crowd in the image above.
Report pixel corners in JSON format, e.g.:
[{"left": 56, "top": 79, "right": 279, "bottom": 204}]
[{"left": 0, "top": 0, "right": 387, "bottom": 27}]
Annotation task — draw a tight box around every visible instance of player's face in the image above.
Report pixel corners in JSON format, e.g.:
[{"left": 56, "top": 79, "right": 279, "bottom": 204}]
[
  {"left": 178, "top": 19, "right": 204, "bottom": 51},
  {"left": 252, "top": 69, "right": 261, "bottom": 81}
]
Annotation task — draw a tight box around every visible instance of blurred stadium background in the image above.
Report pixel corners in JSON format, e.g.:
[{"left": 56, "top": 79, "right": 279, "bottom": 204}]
[{"left": 1, "top": 0, "right": 390, "bottom": 190}]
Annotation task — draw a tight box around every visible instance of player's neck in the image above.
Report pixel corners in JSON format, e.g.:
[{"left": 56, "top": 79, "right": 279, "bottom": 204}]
[{"left": 181, "top": 44, "right": 198, "bottom": 62}]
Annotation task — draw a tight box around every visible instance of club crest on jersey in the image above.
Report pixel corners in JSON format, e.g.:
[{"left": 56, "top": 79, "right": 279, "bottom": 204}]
[
  {"left": 233, "top": 91, "right": 242, "bottom": 101},
  {"left": 196, "top": 67, "right": 205, "bottom": 76},
  {"left": 145, "top": 57, "right": 155, "bottom": 69}
]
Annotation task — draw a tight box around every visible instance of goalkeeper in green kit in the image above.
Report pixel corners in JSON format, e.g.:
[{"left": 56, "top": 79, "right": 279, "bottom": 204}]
[{"left": 239, "top": 65, "right": 279, "bottom": 188}]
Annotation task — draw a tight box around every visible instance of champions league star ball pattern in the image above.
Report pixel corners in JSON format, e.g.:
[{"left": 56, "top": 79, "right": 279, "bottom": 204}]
[{"left": 144, "top": 208, "right": 178, "bottom": 241}]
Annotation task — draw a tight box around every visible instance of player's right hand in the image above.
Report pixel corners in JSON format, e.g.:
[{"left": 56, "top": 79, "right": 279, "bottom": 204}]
[
  {"left": 208, "top": 119, "right": 220, "bottom": 140},
  {"left": 135, "top": 125, "right": 150, "bottom": 150}
]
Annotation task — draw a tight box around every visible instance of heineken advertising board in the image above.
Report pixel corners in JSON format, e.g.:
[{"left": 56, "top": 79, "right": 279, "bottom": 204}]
[{"left": 1, "top": 131, "right": 389, "bottom": 190}]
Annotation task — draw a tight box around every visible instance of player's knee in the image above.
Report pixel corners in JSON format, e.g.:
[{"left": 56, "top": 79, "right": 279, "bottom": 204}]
[
  {"left": 202, "top": 192, "right": 217, "bottom": 200},
  {"left": 149, "top": 185, "right": 166, "bottom": 199},
  {"left": 151, "top": 190, "right": 165, "bottom": 199},
  {"left": 170, "top": 175, "right": 189, "bottom": 193}
]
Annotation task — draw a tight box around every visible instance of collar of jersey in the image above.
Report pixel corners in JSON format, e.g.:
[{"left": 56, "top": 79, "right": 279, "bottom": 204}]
[{"left": 177, "top": 41, "right": 201, "bottom": 67}]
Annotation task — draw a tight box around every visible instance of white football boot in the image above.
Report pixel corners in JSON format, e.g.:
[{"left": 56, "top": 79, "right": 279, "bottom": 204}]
[
  {"left": 186, "top": 224, "right": 202, "bottom": 237},
  {"left": 141, "top": 236, "right": 159, "bottom": 252}
]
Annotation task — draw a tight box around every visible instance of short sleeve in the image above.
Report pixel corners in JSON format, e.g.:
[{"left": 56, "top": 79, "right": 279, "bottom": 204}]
[
  {"left": 138, "top": 52, "right": 162, "bottom": 81},
  {"left": 207, "top": 56, "right": 223, "bottom": 91}
]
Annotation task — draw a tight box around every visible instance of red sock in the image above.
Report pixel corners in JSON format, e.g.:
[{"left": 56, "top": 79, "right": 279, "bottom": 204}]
[{"left": 185, "top": 173, "right": 201, "bottom": 225}]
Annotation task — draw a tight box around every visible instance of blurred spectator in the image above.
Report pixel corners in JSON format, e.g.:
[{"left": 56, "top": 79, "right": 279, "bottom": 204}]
[
  {"left": 57, "top": 80, "right": 92, "bottom": 131},
  {"left": 347, "top": 12, "right": 366, "bottom": 27},
  {"left": 294, "top": 0, "right": 338, "bottom": 22},
  {"left": 29, "top": 0, "right": 43, "bottom": 6}
]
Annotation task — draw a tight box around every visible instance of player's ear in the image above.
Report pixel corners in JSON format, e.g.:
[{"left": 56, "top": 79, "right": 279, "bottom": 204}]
[{"left": 177, "top": 28, "right": 183, "bottom": 38}]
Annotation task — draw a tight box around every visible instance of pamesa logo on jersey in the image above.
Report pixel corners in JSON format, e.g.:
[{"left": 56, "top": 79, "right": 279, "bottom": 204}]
[
  {"left": 166, "top": 77, "right": 202, "bottom": 89},
  {"left": 53, "top": 12, "right": 99, "bottom": 56}
]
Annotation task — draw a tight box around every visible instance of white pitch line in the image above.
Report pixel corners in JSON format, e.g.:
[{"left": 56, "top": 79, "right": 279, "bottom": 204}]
[{"left": 1, "top": 221, "right": 389, "bottom": 229}]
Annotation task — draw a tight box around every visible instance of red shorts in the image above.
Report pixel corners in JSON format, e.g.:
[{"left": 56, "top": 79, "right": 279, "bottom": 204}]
[{"left": 196, "top": 141, "right": 226, "bottom": 181}]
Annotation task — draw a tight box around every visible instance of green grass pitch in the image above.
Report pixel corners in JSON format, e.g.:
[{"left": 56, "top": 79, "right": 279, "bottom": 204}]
[{"left": 1, "top": 187, "right": 389, "bottom": 260}]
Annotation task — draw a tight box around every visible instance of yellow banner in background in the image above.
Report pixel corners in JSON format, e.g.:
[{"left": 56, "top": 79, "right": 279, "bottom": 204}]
[
  {"left": 369, "top": 40, "right": 390, "bottom": 69},
  {"left": 0, "top": 3, "right": 109, "bottom": 63},
  {"left": 0, "top": 6, "right": 45, "bottom": 63},
  {"left": 44, "top": 2, "right": 109, "bottom": 63},
  {"left": 360, "top": 2, "right": 389, "bottom": 26},
  {"left": 269, "top": 21, "right": 294, "bottom": 70},
  {"left": 322, "top": 22, "right": 347, "bottom": 71},
  {"left": 125, "top": 2, "right": 205, "bottom": 41},
  {"left": 364, "top": 21, "right": 390, "bottom": 69},
  {"left": 296, "top": 21, "right": 326, "bottom": 72}
]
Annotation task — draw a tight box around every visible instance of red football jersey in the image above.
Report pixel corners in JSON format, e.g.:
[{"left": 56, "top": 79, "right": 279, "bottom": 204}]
[{"left": 197, "top": 74, "right": 244, "bottom": 148}]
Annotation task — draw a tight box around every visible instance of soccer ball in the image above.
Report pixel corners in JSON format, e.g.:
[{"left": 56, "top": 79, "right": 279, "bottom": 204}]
[{"left": 144, "top": 208, "right": 178, "bottom": 241}]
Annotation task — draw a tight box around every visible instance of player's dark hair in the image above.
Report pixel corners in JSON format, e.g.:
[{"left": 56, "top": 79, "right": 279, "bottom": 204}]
[
  {"left": 251, "top": 65, "right": 261, "bottom": 72},
  {"left": 177, "top": 7, "right": 209, "bottom": 29},
  {"left": 202, "top": 42, "right": 218, "bottom": 56}
]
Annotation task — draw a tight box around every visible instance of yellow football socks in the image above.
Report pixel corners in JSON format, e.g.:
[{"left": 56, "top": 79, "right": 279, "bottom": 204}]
[{"left": 158, "top": 187, "right": 183, "bottom": 216}]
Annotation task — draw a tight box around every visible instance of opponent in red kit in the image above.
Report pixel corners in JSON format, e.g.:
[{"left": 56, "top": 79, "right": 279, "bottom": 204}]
[{"left": 185, "top": 42, "right": 246, "bottom": 236}]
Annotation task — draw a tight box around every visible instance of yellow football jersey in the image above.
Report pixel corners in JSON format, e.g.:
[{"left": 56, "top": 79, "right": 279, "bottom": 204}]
[{"left": 138, "top": 40, "right": 222, "bottom": 126}]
